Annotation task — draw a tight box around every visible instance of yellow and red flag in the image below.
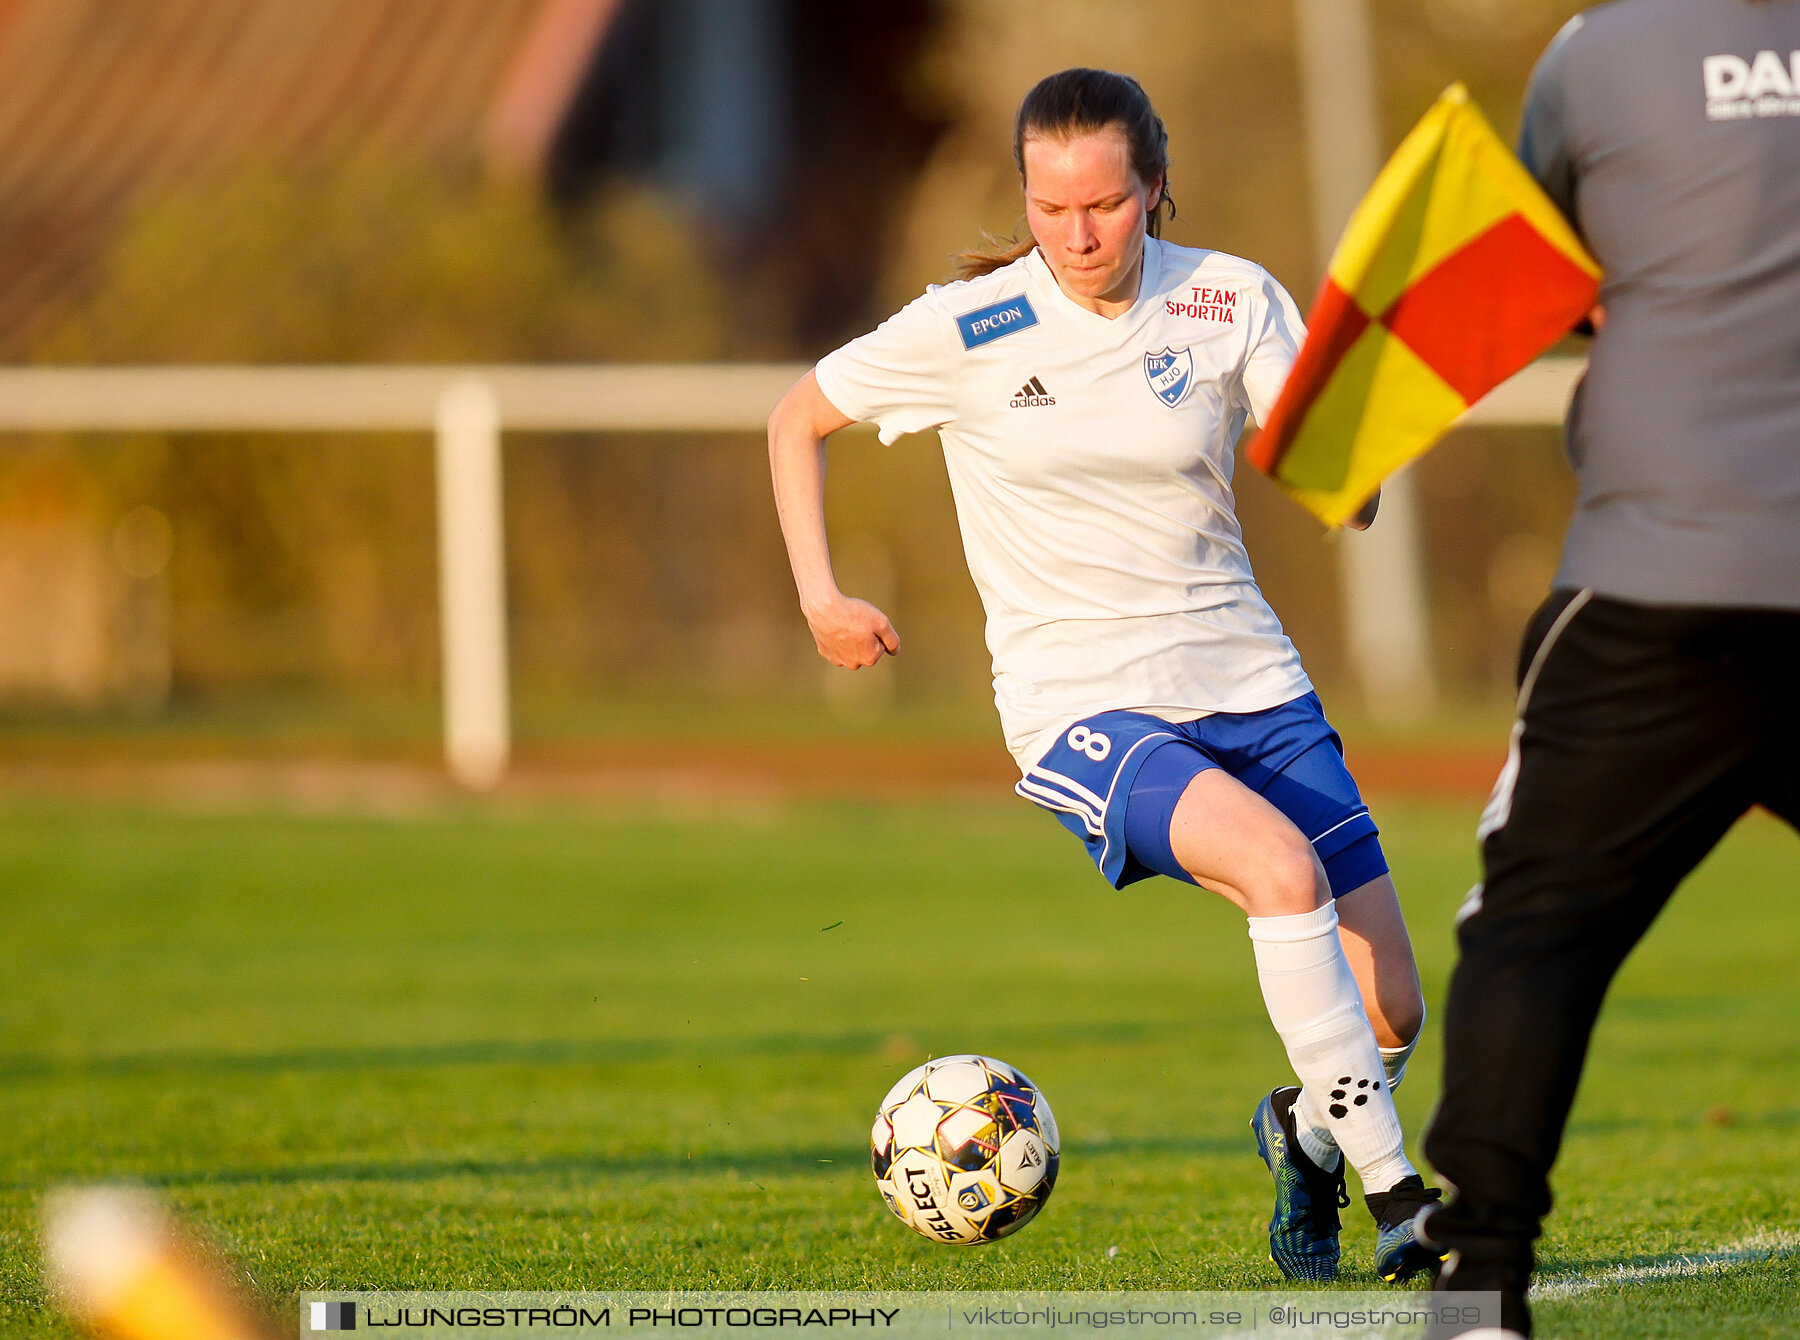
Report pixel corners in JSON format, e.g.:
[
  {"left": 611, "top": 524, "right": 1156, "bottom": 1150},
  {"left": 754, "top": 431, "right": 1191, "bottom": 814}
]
[{"left": 1249, "top": 83, "right": 1600, "bottom": 526}]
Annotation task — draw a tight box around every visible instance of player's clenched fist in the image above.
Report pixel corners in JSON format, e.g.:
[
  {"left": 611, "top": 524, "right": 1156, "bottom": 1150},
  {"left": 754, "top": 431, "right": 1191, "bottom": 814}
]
[{"left": 803, "top": 593, "right": 900, "bottom": 668}]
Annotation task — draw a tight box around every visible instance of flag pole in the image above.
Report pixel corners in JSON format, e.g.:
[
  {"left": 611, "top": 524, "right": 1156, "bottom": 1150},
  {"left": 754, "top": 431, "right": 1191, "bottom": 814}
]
[{"left": 1293, "top": 0, "right": 1437, "bottom": 723}]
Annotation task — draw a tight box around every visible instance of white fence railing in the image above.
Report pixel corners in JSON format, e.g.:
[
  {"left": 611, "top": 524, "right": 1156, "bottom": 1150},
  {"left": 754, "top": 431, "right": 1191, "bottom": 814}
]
[{"left": 0, "top": 358, "right": 1580, "bottom": 786}]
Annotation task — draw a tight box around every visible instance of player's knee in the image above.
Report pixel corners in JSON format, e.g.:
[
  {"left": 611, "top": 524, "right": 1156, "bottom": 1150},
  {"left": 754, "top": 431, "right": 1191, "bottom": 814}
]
[{"left": 1249, "top": 832, "right": 1328, "bottom": 916}]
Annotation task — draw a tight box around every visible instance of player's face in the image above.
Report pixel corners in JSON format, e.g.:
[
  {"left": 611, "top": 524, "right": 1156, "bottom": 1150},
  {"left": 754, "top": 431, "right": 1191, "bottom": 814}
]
[{"left": 1022, "top": 127, "right": 1162, "bottom": 314}]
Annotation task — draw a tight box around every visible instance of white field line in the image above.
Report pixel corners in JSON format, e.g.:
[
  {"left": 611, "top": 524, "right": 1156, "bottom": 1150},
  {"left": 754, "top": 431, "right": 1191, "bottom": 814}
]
[{"left": 1531, "top": 1228, "right": 1800, "bottom": 1300}]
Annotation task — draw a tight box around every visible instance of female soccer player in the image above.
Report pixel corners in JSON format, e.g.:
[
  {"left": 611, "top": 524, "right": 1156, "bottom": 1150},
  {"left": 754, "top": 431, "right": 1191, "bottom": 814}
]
[{"left": 768, "top": 67, "right": 1440, "bottom": 1283}]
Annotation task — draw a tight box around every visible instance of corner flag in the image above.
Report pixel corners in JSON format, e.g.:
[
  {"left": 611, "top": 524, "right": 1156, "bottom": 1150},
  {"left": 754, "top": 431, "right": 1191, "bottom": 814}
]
[{"left": 1249, "top": 84, "right": 1600, "bottom": 526}]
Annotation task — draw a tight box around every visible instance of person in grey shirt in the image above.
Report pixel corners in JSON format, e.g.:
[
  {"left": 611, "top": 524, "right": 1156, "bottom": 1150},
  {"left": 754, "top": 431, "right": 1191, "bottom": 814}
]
[
  {"left": 1526, "top": 0, "right": 1800, "bottom": 608},
  {"left": 1421, "top": 3, "right": 1800, "bottom": 1336}
]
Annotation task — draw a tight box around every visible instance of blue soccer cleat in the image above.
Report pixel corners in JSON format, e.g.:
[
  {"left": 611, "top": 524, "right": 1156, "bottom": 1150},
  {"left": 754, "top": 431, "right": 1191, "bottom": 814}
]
[
  {"left": 1251, "top": 1085, "right": 1349, "bottom": 1282},
  {"left": 1366, "top": 1175, "right": 1449, "bottom": 1283}
]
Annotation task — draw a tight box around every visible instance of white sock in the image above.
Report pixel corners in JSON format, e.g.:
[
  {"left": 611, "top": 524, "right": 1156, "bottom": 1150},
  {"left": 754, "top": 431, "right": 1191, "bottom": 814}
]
[
  {"left": 1380, "top": 1003, "right": 1424, "bottom": 1093},
  {"left": 1301, "top": 1002, "right": 1426, "bottom": 1167},
  {"left": 1294, "top": 1105, "right": 1342, "bottom": 1171},
  {"left": 1247, "top": 902, "right": 1416, "bottom": 1194}
]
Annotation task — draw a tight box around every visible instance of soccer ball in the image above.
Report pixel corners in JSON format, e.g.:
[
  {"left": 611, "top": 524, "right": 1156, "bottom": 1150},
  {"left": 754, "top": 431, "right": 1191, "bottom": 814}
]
[{"left": 870, "top": 1054, "right": 1060, "bottom": 1244}]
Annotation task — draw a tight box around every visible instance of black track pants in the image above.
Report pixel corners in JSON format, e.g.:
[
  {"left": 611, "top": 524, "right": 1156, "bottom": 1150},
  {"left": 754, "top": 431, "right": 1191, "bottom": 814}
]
[{"left": 1423, "top": 590, "right": 1800, "bottom": 1288}]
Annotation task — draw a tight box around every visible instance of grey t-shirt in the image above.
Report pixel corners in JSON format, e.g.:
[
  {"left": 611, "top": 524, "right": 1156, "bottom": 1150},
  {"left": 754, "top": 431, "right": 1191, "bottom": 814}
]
[{"left": 1519, "top": 0, "right": 1800, "bottom": 609}]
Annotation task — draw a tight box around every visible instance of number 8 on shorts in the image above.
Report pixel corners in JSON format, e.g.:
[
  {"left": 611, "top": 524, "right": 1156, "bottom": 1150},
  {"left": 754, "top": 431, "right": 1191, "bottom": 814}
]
[{"left": 1067, "top": 726, "right": 1111, "bottom": 761}]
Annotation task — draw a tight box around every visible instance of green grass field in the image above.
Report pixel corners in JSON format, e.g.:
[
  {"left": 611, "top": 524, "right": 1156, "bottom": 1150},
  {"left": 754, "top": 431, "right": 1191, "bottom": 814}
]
[{"left": 1, "top": 795, "right": 1795, "bottom": 1337}]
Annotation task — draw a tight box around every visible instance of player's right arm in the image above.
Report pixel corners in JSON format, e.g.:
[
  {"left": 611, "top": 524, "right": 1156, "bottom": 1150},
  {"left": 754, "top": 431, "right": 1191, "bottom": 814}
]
[{"left": 768, "top": 370, "right": 901, "bottom": 669}]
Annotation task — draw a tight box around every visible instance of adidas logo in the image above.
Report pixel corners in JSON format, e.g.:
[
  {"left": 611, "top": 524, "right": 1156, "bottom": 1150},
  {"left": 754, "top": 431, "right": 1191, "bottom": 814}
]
[{"left": 1009, "top": 376, "right": 1055, "bottom": 408}]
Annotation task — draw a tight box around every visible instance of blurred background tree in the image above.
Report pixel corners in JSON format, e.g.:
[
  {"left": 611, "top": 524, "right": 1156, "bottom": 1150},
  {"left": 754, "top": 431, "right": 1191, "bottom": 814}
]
[
  {"left": 12, "top": 164, "right": 748, "bottom": 718},
  {"left": 0, "top": 0, "right": 1583, "bottom": 747}
]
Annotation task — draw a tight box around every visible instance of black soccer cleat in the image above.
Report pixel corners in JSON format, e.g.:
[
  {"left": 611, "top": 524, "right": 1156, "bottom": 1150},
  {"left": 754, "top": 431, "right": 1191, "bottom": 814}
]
[{"left": 1366, "top": 1174, "right": 1450, "bottom": 1283}]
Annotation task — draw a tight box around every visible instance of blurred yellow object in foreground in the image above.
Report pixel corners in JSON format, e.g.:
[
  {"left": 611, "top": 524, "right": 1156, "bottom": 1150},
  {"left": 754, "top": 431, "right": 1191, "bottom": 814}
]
[{"left": 42, "top": 1187, "right": 275, "bottom": 1340}]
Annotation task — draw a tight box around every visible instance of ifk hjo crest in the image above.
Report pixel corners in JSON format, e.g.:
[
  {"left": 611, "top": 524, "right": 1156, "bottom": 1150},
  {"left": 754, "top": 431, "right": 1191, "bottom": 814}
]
[{"left": 1143, "top": 347, "right": 1194, "bottom": 408}]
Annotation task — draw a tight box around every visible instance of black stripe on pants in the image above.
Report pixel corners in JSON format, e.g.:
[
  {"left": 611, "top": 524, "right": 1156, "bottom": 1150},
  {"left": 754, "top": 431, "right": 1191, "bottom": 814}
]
[{"left": 1423, "top": 591, "right": 1800, "bottom": 1295}]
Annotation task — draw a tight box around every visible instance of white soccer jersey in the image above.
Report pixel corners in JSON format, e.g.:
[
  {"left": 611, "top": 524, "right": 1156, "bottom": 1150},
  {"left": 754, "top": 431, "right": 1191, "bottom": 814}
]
[{"left": 815, "top": 235, "right": 1314, "bottom": 771}]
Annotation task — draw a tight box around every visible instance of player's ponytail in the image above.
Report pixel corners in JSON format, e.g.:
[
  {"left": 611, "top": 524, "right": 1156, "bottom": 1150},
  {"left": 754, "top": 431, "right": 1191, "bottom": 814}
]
[{"left": 955, "top": 68, "right": 1177, "bottom": 281}]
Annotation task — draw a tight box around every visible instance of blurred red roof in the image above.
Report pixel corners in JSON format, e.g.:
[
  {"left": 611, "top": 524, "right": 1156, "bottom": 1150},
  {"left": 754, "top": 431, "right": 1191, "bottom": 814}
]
[{"left": 0, "top": 0, "right": 617, "bottom": 356}]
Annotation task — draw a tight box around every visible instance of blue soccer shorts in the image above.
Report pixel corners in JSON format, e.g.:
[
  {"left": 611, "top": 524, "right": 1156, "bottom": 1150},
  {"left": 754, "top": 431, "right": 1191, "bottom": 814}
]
[{"left": 1014, "top": 691, "right": 1388, "bottom": 896}]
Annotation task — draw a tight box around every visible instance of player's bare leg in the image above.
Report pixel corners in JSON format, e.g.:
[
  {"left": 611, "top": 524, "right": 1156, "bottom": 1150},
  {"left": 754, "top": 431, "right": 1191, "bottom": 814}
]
[
  {"left": 1167, "top": 768, "right": 1441, "bottom": 1281},
  {"left": 1164, "top": 767, "right": 1329, "bottom": 917},
  {"left": 1336, "top": 874, "right": 1426, "bottom": 1079},
  {"left": 1165, "top": 769, "right": 1411, "bottom": 1186}
]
